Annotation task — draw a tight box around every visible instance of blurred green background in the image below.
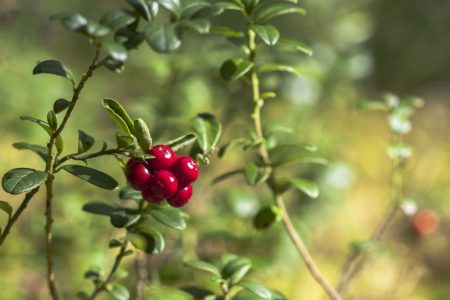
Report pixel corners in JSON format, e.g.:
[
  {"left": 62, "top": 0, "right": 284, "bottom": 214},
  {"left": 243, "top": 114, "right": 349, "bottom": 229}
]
[{"left": 1, "top": 0, "right": 450, "bottom": 299}]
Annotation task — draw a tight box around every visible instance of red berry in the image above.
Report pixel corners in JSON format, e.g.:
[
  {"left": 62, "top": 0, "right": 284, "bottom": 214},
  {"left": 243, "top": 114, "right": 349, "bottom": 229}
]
[
  {"left": 412, "top": 209, "right": 439, "bottom": 236},
  {"left": 148, "top": 170, "right": 178, "bottom": 199},
  {"left": 146, "top": 144, "right": 176, "bottom": 171},
  {"left": 168, "top": 184, "right": 193, "bottom": 207},
  {"left": 142, "top": 187, "right": 164, "bottom": 204},
  {"left": 170, "top": 156, "right": 199, "bottom": 184},
  {"left": 126, "top": 158, "right": 151, "bottom": 190}
]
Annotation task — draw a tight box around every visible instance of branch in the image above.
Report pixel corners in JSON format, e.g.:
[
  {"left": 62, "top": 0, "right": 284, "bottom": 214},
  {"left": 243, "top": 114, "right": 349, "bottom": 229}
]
[{"left": 56, "top": 148, "right": 129, "bottom": 168}]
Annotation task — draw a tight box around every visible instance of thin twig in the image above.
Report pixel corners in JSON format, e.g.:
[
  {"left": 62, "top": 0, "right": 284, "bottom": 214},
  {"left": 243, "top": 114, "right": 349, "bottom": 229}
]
[{"left": 56, "top": 148, "right": 129, "bottom": 168}]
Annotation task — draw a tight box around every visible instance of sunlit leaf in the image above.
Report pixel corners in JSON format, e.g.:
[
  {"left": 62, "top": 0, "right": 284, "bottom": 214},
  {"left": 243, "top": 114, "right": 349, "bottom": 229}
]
[{"left": 2, "top": 168, "right": 47, "bottom": 195}]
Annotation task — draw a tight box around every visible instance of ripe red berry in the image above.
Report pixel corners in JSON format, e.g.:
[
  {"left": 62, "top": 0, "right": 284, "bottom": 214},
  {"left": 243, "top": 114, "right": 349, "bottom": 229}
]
[
  {"left": 146, "top": 144, "right": 176, "bottom": 171},
  {"left": 170, "top": 156, "right": 199, "bottom": 184},
  {"left": 412, "top": 209, "right": 439, "bottom": 236},
  {"left": 126, "top": 158, "right": 151, "bottom": 190},
  {"left": 148, "top": 170, "right": 178, "bottom": 199},
  {"left": 141, "top": 187, "right": 164, "bottom": 204},
  {"left": 168, "top": 184, "right": 193, "bottom": 207}
]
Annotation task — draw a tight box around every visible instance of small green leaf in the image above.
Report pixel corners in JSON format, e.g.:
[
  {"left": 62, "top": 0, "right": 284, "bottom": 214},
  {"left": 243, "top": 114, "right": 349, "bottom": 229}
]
[
  {"left": 54, "top": 13, "right": 87, "bottom": 32},
  {"left": 62, "top": 165, "right": 119, "bottom": 190},
  {"left": 221, "top": 257, "right": 252, "bottom": 284},
  {"left": 84, "top": 268, "right": 101, "bottom": 279},
  {"left": 259, "top": 64, "right": 300, "bottom": 76},
  {"left": 253, "top": 205, "right": 282, "bottom": 229},
  {"left": 289, "top": 178, "right": 319, "bottom": 198},
  {"left": 2, "top": 168, "right": 48, "bottom": 195},
  {"left": 210, "top": 26, "right": 245, "bottom": 39},
  {"left": 145, "top": 23, "right": 182, "bottom": 53},
  {"left": 165, "top": 133, "right": 197, "bottom": 152},
  {"left": 110, "top": 210, "right": 140, "bottom": 228},
  {"left": 20, "top": 116, "right": 64, "bottom": 154},
  {"left": 115, "top": 28, "right": 145, "bottom": 50},
  {"left": 102, "top": 98, "right": 134, "bottom": 136},
  {"left": 191, "top": 113, "right": 222, "bottom": 154},
  {"left": 33, "top": 60, "right": 75, "bottom": 84},
  {"left": 109, "top": 239, "right": 123, "bottom": 248},
  {"left": 155, "top": 0, "right": 182, "bottom": 18},
  {"left": 278, "top": 38, "right": 313, "bottom": 56},
  {"left": 126, "top": 0, "right": 158, "bottom": 20},
  {"left": 245, "top": 162, "right": 269, "bottom": 186},
  {"left": 220, "top": 57, "right": 254, "bottom": 81},
  {"left": 119, "top": 186, "right": 143, "bottom": 201},
  {"left": 212, "top": 169, "right": 245, "bottom": 184},
  {"left": 107, "top": 283, "right": 130, "bottom": 300},
  {"left": 191, "top": 5, "right": 223, "bottom": 18},
  {"left": 13, "top": 142, "right": 48, "bottom": 161},
  {"left": 129, "top": 226, "right": 165, "bottom": 254},
  {"left": 82, "top": 201, "right": 117, "bottom": 216},
  {"left": 250, "top": 24, "right": 280, "bottom": 46},
  {"left": 350, "top": 240, "right": 374, "bottom": 253},
  {"left": 179, "top": 286, "right": 216, "bottom": 299},
  {"left": 116, "top": 134, "right": 134, "bottom": 149},
  {"left": 47, "top": 110, "right": 58, "bottom": 130},
  {"left": 103, "top": 41, "right": 128, "bottom": 62},
  {"left": 0, "top": 201, "right": 12, "bottom": 219},
  {"left": 181, "top": 18, "right": 210, "bottom": 34},
  {"left": 238, "top": 281, "right": 272, "bottom": 299},
  {"left": 184, "top": 260, "right": 221, "bottom": 277},
  {"left": 84, "top": 21, "right": 111, "bottom": 37},
  {"left": 78, "top": 130, "right": 95, "bottom": 154},
  {"left": 146, "top": 204, "right": 186, "bottom": 230},
  {"left": 269, "top": 145, "right": 327, "bottom": 167},
  {"left": 215, "top": 1, "right": 243, "bottom": 11},
  {"left": 53, "top": 98, "right": 71, "bottom": 114},
  {"left": 100, "top": 8, "right": 136, "bottom": 30},
  {"left": 133, "top": 118, "right": 152, "bottom": 152},
  {"left": 254, "top": 2, "right": 306, "bottom": 23},
  {"left": 103, "top": 57, "right": 125, "bottom": 73}
]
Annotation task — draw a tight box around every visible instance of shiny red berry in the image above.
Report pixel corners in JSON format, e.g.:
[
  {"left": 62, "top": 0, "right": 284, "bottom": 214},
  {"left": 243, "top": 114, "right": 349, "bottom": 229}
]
[
  {"left": 167, "top": 184, "right": 193, "bottom": 207},
  {"left": 146, "top": 144, "right": 176, "bottom": 171},
  {"left": 126, "top": 158, "right": 151, "bottom": 190},
  {"left": 148, "top": 170, "right": 178, "bottom": 199},
  {"left": 170, "top": 156, "right": 199, "bottom": 184},
  {"left": 142, "top": 187, "right": 164, "bottom": 204}
]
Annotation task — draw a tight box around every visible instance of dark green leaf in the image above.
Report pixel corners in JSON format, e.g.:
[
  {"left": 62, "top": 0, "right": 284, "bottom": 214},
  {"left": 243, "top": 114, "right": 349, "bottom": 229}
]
[
  {"left": 110, "top": 210, "right": 140, "bottom": 228},
  {"left": 133, "top": 118, "right": 152, "bottom": 152},
  {"left": 53, "top": 98, "right": 71, "bottom": 114},
  {"left": 220, "top": 57, "right": 254, "bottom": 81},
  {"left": 109, "top": 239, "right": 123, "bottom": 248},
  {"left": 129, "top": 226, "right": 165, "bottom": 254},
  {"left": 33, "top": 60, "right": 75, "bottom": 84},
  {"left": 47, "top": 110, "right": 58, "bottom": 130},
  {"left": 145, "top": 23, "right": 182, "bottom": 53},
  {"left": 20, "top": 116, "right": 64, "bottom": 154},
  {"left": 191, "top": 113, "right": 222, "bottom": 153},
  {"left": 181, "top": 18, "right": 210, "bottom": 34},
  {"left": 146, "top": 204, "right": 186, "bottom": 230},
  {"left": 155, "top": 0, "right": 182, "bottom": 17},
  {"left": 119, "top": 186, "right": 143, "bottom": 201},
  {"left": 116, "top": 134, "right": 134, "bottom": 148},
  {"left": 259, "top": 64, "right": 300, "bottom": 76},
  {"left": 238, "top": 281, "right": 272, "bottom": 299},
  {"left": 254, "top": 2, "right": 306, "bottom": 23},
  {"left": 0, "top": 201, "right": 12, "bottom": 219},
  {"left": 78, "top": 130, "right": 95, "bottom": 154},
  {"left": 181, "top": 0, "right": 210, "bottom": 17},
  {"left": 212, "top": 169, "right": 244, "bottom": 184},
  {"left": 221, "top": 257, "right": 252, "bottom": 284},
  {"left": 107, "top": 283, "right": 130, "bottom": 300},
  {"left": 250, "top": 24, "right": 280, "bottom": 46},
  {"left": 13, "top": 142, "right": 48, "bottom": 161},
  {"left": 76, "top": 291, "right": 89, "bottom": 300},
  {"left": 278, "top": 38, "right": 313, "bottom": 56},
  {"left": 165, "top": 133, "right": 197, "bottom": 152},
  {"left": 84, "top": 268, "right": 101, "bottom": 279},
  {"left": 102, "top": 98, "right": 134, "bottom": 136},
  {"left": 2, "top": 168, "right": 47, "bottom": 195},
  {"left": 179, "top": 286, "right": 216, "bottom": 298},
  {"left": 184, "top": 260, "right": 221, "bottom": 277},
  {"left": 245, "top": 162, "right": 269, "bottom": 186},
  {"left": 82, "top": 201, "right": 117, "bottom": 216},
  {"left": 115, "top": 28, "right": 145, "bottom": 50},
  {"left": 62, "top": 165, "right": 119, "bottom": 190},
  {"left": 253, "top": 205, "right": 282, "bottom": 230},
  {"left": 215, "top": 1, "right": 242, "bottom": 11},
  {"left": 191, "top": 5, "right": 223, "bottom": 18},
  {"left": 84, "top": 21, "right": 111, "bottom": 37},
  {"left": 289, "top": 178, "right": 319, "bottom": 198},
  {"left": 103, "top": 57, "right": 125, "bottom": 73},
  {"left": 103, "top": 42, "right": 128, "bottom": 62},
  {"left": 100, "top": 8, "right": 136, "bottom": 30},
  {"left": 127, "top": 0, "right": 158, "bottom": 20}
]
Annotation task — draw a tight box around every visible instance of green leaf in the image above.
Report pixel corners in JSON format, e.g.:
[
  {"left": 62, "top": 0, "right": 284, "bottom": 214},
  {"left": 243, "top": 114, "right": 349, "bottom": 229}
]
[
  {"left": 62, "top": 165, "right": 119, "bottom": 190},
  {"left": 165, "top": 133, "right": 197, "bottom": 152},
  {"left": 220, "top": 57, "right": 254, "bottom": 81},
  {"left": 103, "top": 41, "right": 128, "bottom": 62},
  {"left": 82, "top": 201, "right": 117, "bottom": 216},
  {"left": 103, "top": 57, "right": 125, "bottom": 73},
  {"left": 253, "top": 205, "right": 282, "bottom": 229},
  {"left": 110, "top": 210, "right": 140, "bottom": 228},
  {"left": 212, "top": 169, "right": 244, "bottom": 185},
  {"left": 278, "top": 38, "right": 313, "bottom": 56},
  {"left": 129, "top": 226, "right": 165, "bottom": 254},
  {"left": 47, "top": 110, "right": 58, "bottom": 130},
  {"left": 2, "top": 168, "right": 48, "bottom": 195},
  {"left": 254, "top": 2, "right": 306, "bottom": 23},
  {"left": 107, "top": 283, "right": 130, "bottom": 300},
  {"left": 184, "top": 260, "right": 221, "bottom": 277},
  {"left": 259, "top": 64, "right": 300, "bottom": 76},
  {"left": 100, "top": 8, "right": 136, "bottom": 30},
  {"left": 238, "top": 281, "right": 272, "bottom": 299},
  {"left": 115, "top": 28, "right": 145, "bottom": 50},
  {"left": 245, "top": 162, "right": 269, "bottom": 186},
  {"left": 289, "top": 178, "right": 319, "bottom": 198},
  {"left": 102, "top": 98, "right": 134, "bottom": 136},
  {"left": 145, "top": 23, "right": 182, "bottom": 53},
  {"left": 13, "top": 142, "right": 48, "bottom": 161},
  {"left": 191, "top": 5, "right": 223, "bottom": 18},
  {"left": 33, "top": 60, "right": 75, "bottom": 84},
  {"left": 20, "top": 116, "right": 64, "bottom": 154},
  {"left": 133, "top": 118, "right": 152, "bottom": 152},
  {"left": 181, "top": 18, "right": 210, "bottom": 34},
  {"left": 0, "top": 201, "right": 12, "bottom": 219},
  {"left": 269, "top": 145, "right": 327, "bottom": 167},
  {"left": 83, "top": 21, "right": 111, "bottom": 37},
  {"left": 78, "top": 130, "right": 95, "bottom": 154},
  {"left": 126, "top": 0, "right": 158, "bottom": 20},
  {"left": 119, "top": 186, "right": 143, "bottom": 201},
  {"left": 146, "top": 204, "right": 186, "bottom": 230},
  {"left": 179, "top": 286, "right": 216, "bottom": 299},
  {"left": 53, "top": 98, "right": 71, "bottom": 114},
  {"left": 210, "top": 26, "right": 245, "bottom": 39},
  {"left": 191, "top": 113, "right": 222, "bottom": 153},
  {"left": 215, "top": 1, "right": 243, "bottom": 11},
  {"left": 250, "top": 25, "right": 280, "bottom": 46},
  {"left": 155, "top": 0, "right": 182, "bottom": 17},
  {"left": 109, "top": 239, "right": 123, "bottom": 248},
  {"left": 54, "top": 13, "right": 87, "bottom": 32},
  {"left": 221, "top": 257, "right": 252, "bottom": 284},
  {"left": 116, "top": 134, "right": 134, "bottom": 148}
]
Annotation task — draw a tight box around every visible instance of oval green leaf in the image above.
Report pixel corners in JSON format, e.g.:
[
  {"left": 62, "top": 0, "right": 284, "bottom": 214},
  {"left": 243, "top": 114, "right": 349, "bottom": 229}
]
[
  {"left": 82, "top": 201, "right": 117, "bottom": 216},
  {"left": 254, "top": 2, "right": 306, "bottom": 23},
  {"left": 184, "top": 260, "right": 221, "bottom": 277},
  {"left": 238, "top": 280, "right": 272, "bottom": 300},
  {"left": 146, "top": 204, "right": 186, "bottom": 230},
  {"left": 13, "top": 142, "right": 48, "bottom": 161},
  {"left": 100, "top": 8, "right": 136, "bottom": 30},
  {"left": 62, "top": 165, "right": 119, "bottom": 190},
  {"left": 33, "top": 60, "right": 75, "bottom": 84},
  {"left": 2, "top": 168, "right": 48, "bottom": 195},
  {"left": 102, "top": 98, "right": 134, "bottom": 136},
  {"left": 145, "top": 22, "right": 182, "bottom": 53},
  {"left": 191, "top": 113, "right": 221, "bottom": 154},
  {"left": 289, "top": 178, "right": 319, "bottom": 198},
  {"left": 220, "top": 57, "right": 254, "bottom": 81},
  {"left": 250, "top": 24, "right": 280, "bottom": 46}
]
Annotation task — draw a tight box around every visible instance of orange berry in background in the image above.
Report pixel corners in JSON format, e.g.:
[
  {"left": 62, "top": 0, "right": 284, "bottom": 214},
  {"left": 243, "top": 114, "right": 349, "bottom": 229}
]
[{"left": 411, "top": 209, "right": 440, "bottom": 236}]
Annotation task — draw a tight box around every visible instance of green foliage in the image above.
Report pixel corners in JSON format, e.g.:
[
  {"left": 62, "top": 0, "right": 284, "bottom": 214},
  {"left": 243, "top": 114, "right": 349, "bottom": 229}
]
[
  {"left": 2, "top": 168, "right": 48, "bottom": 195},
  {"left": 61, "top": 165, "right": 119, "bottom": 190}
]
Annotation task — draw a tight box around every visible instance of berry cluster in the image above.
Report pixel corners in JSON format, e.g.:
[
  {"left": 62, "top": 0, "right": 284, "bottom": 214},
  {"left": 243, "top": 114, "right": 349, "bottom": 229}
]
[{"left": 126, "top": 145, "right": 199, "bottom": 207}]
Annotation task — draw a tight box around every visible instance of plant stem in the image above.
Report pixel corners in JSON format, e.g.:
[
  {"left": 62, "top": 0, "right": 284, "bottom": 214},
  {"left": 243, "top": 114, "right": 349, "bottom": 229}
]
[
  {"left": 43, "top": 44, "right": 101, "bottom": 300},
  {"left": 56, "top": 147, "right": 129, "bottom": 168},
  {"left": 0, "top": 188, "right": 39, "bottom": 247},
  {"left": 247, "top": 28, "right": 341, "bottom": 300},
  {"left": 88, "top": 241, "right": 129, "bottom": 300}
]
